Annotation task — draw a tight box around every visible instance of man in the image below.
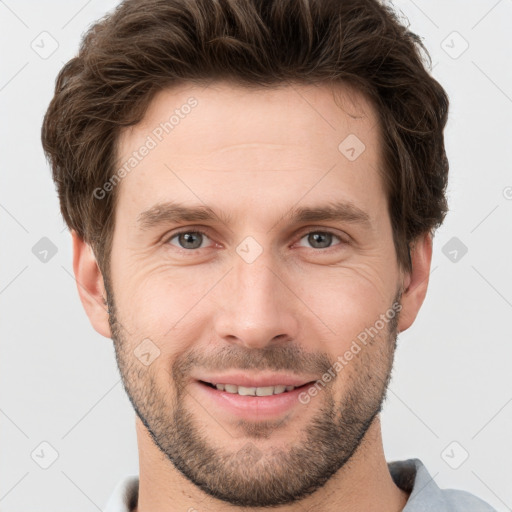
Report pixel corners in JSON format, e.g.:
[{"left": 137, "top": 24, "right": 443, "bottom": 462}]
[{"left": 41, "top": 0, "right": 496, "bottom": 510}]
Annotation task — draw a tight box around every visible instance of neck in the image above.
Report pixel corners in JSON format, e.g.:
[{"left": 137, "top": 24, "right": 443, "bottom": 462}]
[{"left": 132, "top": 415, "right": 409, "bottom": 512}]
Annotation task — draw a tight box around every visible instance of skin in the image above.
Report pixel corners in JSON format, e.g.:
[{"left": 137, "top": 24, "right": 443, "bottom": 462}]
[{"left": 73, "top": 81, "right": 432, "bottom": 511}]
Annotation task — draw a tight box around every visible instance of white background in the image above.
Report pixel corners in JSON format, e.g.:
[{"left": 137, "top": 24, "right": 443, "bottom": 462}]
[{"left": 0, "top": 0, "right": 511, "bottom": 510}]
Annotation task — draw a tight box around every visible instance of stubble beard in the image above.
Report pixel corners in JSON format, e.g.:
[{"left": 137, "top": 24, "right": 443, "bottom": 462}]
[{"left": 106, "top": 280, "right": 402, "bottom": 507}]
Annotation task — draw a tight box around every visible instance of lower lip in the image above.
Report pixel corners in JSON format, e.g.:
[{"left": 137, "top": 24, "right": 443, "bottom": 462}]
[{"left": 193, "top": 381, "right": 313, "bottom": 420}]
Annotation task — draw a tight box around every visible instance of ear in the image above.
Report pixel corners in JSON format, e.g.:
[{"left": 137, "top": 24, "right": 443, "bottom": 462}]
[
  {"left": 71, "top": 230, "right": 112, "bottom": 338},
  {"left": 397, "top": 232, "right": 433, "bottom": 333}
]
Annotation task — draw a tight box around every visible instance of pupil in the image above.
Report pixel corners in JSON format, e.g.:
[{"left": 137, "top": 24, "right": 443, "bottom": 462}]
[
  {"left": 310, "top": 232, "right": 331, "bottom": 248},
  {"left": 181, "top": 232, "right": 201, "bottom": 249}
]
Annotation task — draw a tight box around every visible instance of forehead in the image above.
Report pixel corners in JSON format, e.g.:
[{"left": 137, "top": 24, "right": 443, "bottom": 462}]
[
  {"left": 114, "top": 81, "right": 385, "bottom": 228},
  {"left": 120, "top": 80, "right": 379, "bottom": 153}
]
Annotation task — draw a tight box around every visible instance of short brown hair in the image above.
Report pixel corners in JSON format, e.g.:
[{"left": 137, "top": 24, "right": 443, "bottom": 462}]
[{"left": 41, "top": 0, "right": 449, "bottom": 278}]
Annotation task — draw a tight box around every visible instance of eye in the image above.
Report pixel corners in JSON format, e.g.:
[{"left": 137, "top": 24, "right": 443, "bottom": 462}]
[
  {"left": 167, "top": 230, "right": 211, "bottom": 250},
  {"left": 164, "top": 228, "right": 347, "bottom": 253},
  {"left": 297, "top": 231, "right": 346, "bottom": 250}
]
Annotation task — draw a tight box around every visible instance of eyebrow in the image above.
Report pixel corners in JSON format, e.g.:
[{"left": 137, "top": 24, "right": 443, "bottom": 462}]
[{"left": 137, "top": 200, "right": 372, "bottom": 232}]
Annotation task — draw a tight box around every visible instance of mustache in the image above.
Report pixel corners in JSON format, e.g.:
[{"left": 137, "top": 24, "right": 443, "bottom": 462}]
[{"left": 172, "top": 343, "right": 333, "bottom": 378}]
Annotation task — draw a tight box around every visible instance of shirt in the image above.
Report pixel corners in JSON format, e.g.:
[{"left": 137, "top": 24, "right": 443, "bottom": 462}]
[{"left": 103, "top": 458, "right": 497, "bottom": 511}]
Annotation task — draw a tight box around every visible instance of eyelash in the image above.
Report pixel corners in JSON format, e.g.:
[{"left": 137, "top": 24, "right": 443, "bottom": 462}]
[{"left": 164, "top": 228, "right": 348, "bottom": 252}]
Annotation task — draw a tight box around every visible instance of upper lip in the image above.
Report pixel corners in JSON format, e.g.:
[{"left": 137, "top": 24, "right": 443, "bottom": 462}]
[{"left": 195, "top": 373, "right": 317, "bottom": 388}]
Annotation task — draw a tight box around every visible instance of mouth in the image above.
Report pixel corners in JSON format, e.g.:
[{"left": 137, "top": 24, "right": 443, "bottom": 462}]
[
  {"left": 198, "top": 380, "right": 314, "bottom": 397},
  {"left": 192, "top": 372, "right": 319, "bottom": 419}
]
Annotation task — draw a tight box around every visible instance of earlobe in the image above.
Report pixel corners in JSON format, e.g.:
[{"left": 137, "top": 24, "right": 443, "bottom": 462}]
[
  {"left": 397, "top": 232, "right": 433, "bottom": 333},
  {"left": 71, "top": 230, "right": 112, "bottom": 339}
]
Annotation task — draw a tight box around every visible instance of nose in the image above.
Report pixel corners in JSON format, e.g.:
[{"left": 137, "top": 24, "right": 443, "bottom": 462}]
[{"left": 213, "top": 249, "right": 299, "bottom": 350}]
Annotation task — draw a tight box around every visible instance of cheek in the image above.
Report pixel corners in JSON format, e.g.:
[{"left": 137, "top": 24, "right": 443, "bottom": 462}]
[
  {"left": 111, "top": 238, "right": 399, "bottom": 357},
  {"left": 112, "top": 263, "right": 216, "bottom": 349},
  {"left": 293, "top": 263, "right": 396, "bottom": 347}
]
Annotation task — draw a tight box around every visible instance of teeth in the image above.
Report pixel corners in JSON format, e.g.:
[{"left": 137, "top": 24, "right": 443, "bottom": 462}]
[{"left": 213, "top": 383, "right": 298, "bottom": 396}]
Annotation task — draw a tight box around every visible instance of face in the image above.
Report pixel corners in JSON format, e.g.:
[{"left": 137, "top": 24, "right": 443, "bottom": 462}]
[{"left": 98, "top": 81, "right": 414, "bottom": 506}]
